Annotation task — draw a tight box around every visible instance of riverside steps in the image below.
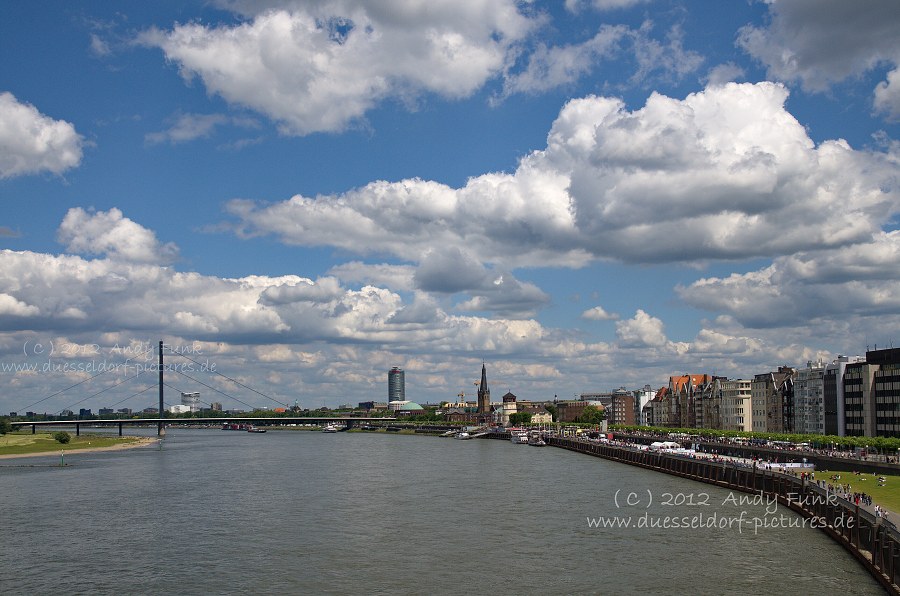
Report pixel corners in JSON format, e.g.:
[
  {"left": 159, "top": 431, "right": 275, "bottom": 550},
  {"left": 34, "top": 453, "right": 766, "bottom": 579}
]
[{"left": 542, "top": 435, "right": 900, "bottom": 595}]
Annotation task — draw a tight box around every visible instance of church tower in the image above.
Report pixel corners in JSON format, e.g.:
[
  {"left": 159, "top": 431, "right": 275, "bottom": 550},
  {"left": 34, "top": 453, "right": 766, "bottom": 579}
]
[{"left": 477, "top": 362, "right": 491, "bottom": 415}]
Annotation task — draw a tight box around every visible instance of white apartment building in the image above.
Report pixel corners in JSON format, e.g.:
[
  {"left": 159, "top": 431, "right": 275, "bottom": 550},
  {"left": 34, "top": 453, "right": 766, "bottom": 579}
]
[{"left": 722, "top": 379, "right": 752, "bottom": 432}]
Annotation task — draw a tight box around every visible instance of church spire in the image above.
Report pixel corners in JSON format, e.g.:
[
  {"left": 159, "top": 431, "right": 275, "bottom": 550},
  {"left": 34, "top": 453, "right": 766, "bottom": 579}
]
[{"left": 477, "top": 362, "right": 490, "bottom": 415}]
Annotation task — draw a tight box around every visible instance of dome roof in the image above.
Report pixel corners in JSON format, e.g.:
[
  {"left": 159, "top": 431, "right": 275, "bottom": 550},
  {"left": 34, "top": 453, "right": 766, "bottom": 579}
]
[{"left": 398, "top": 401, "right": 424, "bottom": 411}]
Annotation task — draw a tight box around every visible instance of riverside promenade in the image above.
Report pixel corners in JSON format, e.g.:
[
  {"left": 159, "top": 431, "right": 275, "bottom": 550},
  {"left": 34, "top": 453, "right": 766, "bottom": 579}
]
[{"left": 485, "top": 431, "right": 900, "bottom": 595}]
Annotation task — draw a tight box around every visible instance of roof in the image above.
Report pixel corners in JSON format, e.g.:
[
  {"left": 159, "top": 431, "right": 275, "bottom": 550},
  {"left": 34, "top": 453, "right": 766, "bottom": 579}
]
[
  {"left": 398, "top": 401, "right": 424, "bottom": 411},
  {"left": 670, "top": 374, "right": 712, "bottom": 394}
]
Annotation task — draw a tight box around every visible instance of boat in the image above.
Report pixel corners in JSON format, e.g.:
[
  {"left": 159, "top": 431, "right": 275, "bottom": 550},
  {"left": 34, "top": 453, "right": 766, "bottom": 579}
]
[
  {"left": 510, "top": 430, "right": 529, "bottom": 444},
  {"left": 454, "top": 432, "right": 472, "bottom": 440},
  {"left": 247, "top": 426, "right": 267, "bottom": 433},
  {"left": 528, "top": 435, "right": 546, "bottom": 446},
  {"left": 222, "top": 423, "right": 250, "bottom": 431},
  {"left": 322, "top": 424, "right": 340, "bottom": 433}
]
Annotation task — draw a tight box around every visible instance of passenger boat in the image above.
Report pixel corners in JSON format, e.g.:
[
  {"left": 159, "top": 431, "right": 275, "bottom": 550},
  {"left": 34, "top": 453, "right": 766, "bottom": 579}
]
[
  {"left": 510, "top": 430, "right": 529, "bottom": 444},
  {"left": 322, "top": 424, "right": 340, "bottom": 433},
  {"left": 454, "top": 432, "right": 472, "bottom": 440}
]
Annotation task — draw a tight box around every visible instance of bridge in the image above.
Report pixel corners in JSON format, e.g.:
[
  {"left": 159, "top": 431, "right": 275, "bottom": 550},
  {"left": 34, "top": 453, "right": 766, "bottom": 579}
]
[
  {"left": 11, "top": 417, "right": 399, "bottom": 436},
  {"left": 14, "top": 340, "right": 397, "bottom": 437}
]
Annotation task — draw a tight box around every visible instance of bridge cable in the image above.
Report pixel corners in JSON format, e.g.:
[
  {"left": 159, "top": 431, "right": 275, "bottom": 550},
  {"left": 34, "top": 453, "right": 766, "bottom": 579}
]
[
  {"left": 165, "top": 347, "right": 289, "bottom": 408},
  {"left": 106, "top": 383, "right": 157, "bottom": 409},
  {"left": 18, "top": 367, "right": 118, "bottom": 412},
  {"left": 168, "top": 367, "right": 260, "bottom": 412},
  {"left": 57, "top": 370, "right": 144, "bottom": 415}
]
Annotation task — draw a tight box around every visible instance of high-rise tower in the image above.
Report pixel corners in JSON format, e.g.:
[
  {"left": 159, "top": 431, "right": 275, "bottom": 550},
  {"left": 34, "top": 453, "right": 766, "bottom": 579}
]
[
  {"left": 477, "top": 362, "right": 490, "bottom": 414},
  {"left": 388, "top": 366, "right": 405, "bottom": 403}
]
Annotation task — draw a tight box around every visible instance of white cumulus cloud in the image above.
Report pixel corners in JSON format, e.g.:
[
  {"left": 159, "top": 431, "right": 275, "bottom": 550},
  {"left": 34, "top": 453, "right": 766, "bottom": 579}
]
[
  {"left": 616, "top": 309, "right": 668, "bottom": 347},
  {"left": 228, "top": 82, "right": 899, "bottom": 267},
  {"left": 581, "top": 305, "right": 618, "bottom": 321},
  {"left": 0, "top": 92, "right": 85, "bottom": 179},
  {"left": 142, "top": 1, "right": 537, "bottom": 135},
  {"left": 57, "top": 208, "right": 180, "bottom": 265}
]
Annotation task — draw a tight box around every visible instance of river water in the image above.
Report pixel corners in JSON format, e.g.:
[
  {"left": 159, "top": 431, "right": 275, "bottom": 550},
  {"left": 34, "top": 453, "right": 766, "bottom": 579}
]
[{"left": 0, "top": 429, "right": 886, "bottom": 595}]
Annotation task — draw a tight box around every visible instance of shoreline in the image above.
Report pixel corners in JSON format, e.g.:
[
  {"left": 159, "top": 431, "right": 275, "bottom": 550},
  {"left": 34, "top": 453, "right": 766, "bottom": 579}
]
[{"left": 0, "top": 436, "right": 159, "bottom": 460}]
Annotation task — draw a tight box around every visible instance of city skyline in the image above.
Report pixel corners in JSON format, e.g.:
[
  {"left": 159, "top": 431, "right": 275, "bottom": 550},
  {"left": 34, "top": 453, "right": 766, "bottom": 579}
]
[{"left": 1, "top": 1, "right": 899, "bottom": 414}]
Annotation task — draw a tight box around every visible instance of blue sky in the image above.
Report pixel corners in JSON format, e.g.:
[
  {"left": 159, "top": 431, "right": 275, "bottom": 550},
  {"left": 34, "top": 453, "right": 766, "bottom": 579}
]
[{"left": 1, "top": 0, "right": 899, "bottom": 414}]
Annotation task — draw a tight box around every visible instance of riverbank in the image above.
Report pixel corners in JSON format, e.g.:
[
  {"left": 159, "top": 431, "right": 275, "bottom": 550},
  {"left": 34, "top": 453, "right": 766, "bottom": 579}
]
[
  {"left": 0, "top": 433, "right": 158, "bottom": 460},
  {"left": 546, "top": 435, "right": 900, "bottom": 595}
]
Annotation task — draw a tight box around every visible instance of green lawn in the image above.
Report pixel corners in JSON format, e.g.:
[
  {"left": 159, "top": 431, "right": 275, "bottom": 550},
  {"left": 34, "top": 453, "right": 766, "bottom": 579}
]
[
  {"left": 0, "top": 432, "right": 144, "bottom": 456},
  {"left": 814, "top": 469, "right": 900, "bottom": 515}
]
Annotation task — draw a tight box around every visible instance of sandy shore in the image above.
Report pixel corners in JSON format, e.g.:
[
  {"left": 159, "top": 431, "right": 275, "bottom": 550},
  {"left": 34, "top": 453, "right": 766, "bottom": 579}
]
[{"left": 0, "top": 436, "right": 159, "bottom": 460}]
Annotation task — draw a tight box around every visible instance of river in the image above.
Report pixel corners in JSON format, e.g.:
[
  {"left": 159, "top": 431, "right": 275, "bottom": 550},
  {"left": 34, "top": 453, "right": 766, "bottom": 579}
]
[{"left": 0, "top": 429, "right": 886, "bottom": 595}]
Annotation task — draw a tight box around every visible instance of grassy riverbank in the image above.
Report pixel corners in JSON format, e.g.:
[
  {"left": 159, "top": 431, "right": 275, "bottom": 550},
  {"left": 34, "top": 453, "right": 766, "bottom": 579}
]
[
  {"left": 0, "top": 432, "right": 153, "bottom": 458},
  {"left": 813, "top": 469, "right": 900, "bottom": 515}
]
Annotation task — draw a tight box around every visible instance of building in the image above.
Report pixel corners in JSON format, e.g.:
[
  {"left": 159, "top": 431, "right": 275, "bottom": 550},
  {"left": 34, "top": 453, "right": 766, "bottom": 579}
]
[
  {"left": 610, "top": 389, "right": 636, "bottom": 426},
  {"left": 644, "top": 388, "right": 669, "bottom": 427},
  {"left": 824, "top": 355, "right": 865, "bottom": 436},
  {"left": 181, "top": 391, "right": 201, "bottom": 412},
  {"left": 210, "top": 402, "right": 223, "bottom": 412},
  {"left": 839, "top": 348, "right": 900, "bottom": 438},
  {"left": 516, "top": 401, "right": 552, "bottom": 421},
  {"left": 722, "top": 379, "right": 752, "bottom": 432},
  {"left": 168, "top": 404, "right": 191, "bottom": 414},
  {"left": 388, "top": 367, "right": 405, "bottom": 403},
  {"left": 555, "top": 400, "right": 602, "bottom": 423},
  {"left": 632, "top": 385, "right": 655, "bottom": 426},
  {"left": 580, "top": 392, "right": 613, "bottom": 411},
  {"left": 796, "top": 360, "right": 826, "bottom": 434},
  {"left": 358, "top": 401, "right": 388, "bottom": 411},
  {"left": 477, "top": 363, "right": 491, "bottom": 417},
  {"left": 530, "top": 410, "right": 553, "bottom": 424},
  {"left": 666, "top": 374, "right": 713, "bottom": 428},
  {"left": 444, "top": 407, "right": 477, "bottom": 424},
  {"left": 694, "top": 377, "right": 725, "bottom": 430},
  {"left": 751, "top": 366, "right": 796, "bottom": 433},
  {"left": 500, "top": 392, "right": 517, "bottom": 426}
]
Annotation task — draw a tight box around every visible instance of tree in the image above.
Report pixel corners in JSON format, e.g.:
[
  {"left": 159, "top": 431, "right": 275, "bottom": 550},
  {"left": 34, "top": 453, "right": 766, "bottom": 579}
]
[
  {"left": 52, "top": 431, "right": 71, "bottom": 444},
  {"left": 576, "top": 405, "right": 606, "bottom": 425},
  {"left": 509, "top": 412, "right": 532, "bottom": 426},
  {"left": 0, "top": 416, "right": 11, "bottom": 435}
]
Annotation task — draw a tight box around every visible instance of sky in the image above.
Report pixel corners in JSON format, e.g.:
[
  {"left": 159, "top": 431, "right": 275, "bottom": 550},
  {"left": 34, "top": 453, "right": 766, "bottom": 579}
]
[{"left": 1, "top": 0, "right": 899, "bottom": 414}]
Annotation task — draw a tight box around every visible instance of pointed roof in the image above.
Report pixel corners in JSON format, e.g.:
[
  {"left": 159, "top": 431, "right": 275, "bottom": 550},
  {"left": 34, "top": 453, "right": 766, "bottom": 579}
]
[{"left": 480, "top": 362, "right": 489, "bottom": 393}]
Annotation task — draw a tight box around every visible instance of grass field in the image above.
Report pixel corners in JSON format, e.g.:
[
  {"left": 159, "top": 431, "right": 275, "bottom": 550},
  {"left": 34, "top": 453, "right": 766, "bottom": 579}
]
[
  {"left": 0, "top": 431, "right": 145, "bottom": 456},
  {"left": 814, "top": 469, "right": 900, "bottom": 515}
]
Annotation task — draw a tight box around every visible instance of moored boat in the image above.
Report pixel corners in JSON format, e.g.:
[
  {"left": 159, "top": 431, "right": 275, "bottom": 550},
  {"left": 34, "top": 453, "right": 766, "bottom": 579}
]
[{"left": 510, "top": 430, "right": 529, "bottom": 444}]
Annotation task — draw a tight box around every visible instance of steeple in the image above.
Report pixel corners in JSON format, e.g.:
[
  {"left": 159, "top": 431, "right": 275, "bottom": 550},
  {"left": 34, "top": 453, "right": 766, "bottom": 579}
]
[{"left": 477, "top": 362, "right": 491, "bottom": 415}]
